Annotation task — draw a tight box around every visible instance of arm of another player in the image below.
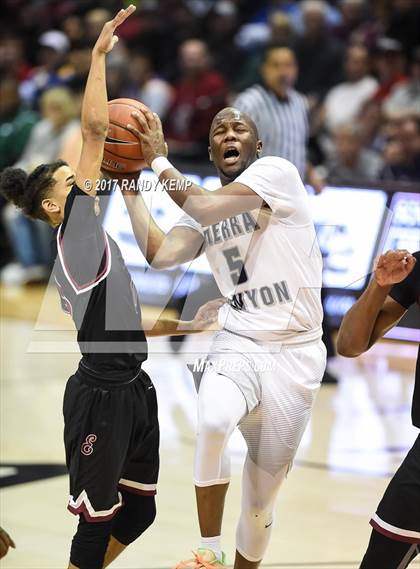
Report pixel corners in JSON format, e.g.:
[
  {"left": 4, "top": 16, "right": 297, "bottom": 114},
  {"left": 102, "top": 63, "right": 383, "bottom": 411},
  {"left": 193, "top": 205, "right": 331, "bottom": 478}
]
[
  {"left": 337, "top": 250, "right": 416, "bottom": 357},
  {"left": 0, "top": 527, "right": 16, "bottom": 559},
  {"left": 306, "top": 162, "right": 324, "bottom": 195},
  {"left": 127, "top": 109, "right": 264, "bottom": 225},
  {"left": 142, "top": 298, "right": 224, "bottom": 337},
  {"left": 75, "top": 5, "right": 136, "bottom": 196},
  {"left": 113, "top": 171, "right": 205, "bottom": 269}
]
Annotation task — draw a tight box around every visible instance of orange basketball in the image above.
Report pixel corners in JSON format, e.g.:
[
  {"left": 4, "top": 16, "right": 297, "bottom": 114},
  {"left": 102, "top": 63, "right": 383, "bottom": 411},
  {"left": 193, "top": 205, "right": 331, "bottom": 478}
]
[{"left": 102, "top": 98, "right": 148, "bottom": 174}]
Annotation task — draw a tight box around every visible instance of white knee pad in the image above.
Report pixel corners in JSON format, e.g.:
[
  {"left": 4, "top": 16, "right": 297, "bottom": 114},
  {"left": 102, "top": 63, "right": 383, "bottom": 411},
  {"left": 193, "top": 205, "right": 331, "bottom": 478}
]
[
  {"left": 194, "top": 370, "right": 247, "bottom": 487},
  {"left": 198, "top": 405, "right": 236, "bottom": 440},
  {"left": 194, "top": 409, "right": 233, "bottom": 486}
]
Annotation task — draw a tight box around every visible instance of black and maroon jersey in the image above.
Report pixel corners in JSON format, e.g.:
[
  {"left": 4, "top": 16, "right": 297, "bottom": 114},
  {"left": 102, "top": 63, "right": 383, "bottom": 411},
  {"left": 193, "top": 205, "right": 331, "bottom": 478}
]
[
  {"left": 390, "top": 251, "right": 420, "bottom": 428},
  {"left": 53, "top": 185, "right": 147, "bottom": 382}
]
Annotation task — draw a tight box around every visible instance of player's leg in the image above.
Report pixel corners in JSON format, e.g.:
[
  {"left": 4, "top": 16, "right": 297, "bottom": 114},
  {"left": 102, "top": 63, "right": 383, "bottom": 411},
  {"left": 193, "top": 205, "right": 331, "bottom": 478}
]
[
  {"left": 360, "top": 435, "right": 420, "bottom": 568},
  {"left": 234, "top": 456, "right": 289, "bottom": 569},
  {"left": 360, "top": 531, "right": 418, "bottom": 569},
  {"left": 103, "top": 492, "right": 156, "bottom": 567},
  {"left": 232, "top": 554, "right": 259, "bottom": 569},
  {"left": 175, "top": 368, "right": 247, "bottom": 568},
  {"left": 64, "top": 373, "right": 142, "bottom": 568},
  {"left": 104, "top": 371, "right": 159, "bottom": 566},
  {"left": 103, "top": 537, "right": 126, "bottom": 568},
  {"left": 195, "top": 370, "right": 247, "bottom": 539},
  {"left": 234, "top": 340, "right": 325, "bottom": 567},
  {"left": 69, "top": 517, "right": 113, "bottom": 569}
]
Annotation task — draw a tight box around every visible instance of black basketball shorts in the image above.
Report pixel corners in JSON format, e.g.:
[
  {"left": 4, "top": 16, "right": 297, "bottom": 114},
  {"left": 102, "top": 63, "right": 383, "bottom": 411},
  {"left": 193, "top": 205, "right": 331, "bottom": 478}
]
[
  {"left": 370, "top": 434, "right": 420, "bottom": 544},
  {"left": 63, "top": 368, "right": 159, "bottom": 522}
]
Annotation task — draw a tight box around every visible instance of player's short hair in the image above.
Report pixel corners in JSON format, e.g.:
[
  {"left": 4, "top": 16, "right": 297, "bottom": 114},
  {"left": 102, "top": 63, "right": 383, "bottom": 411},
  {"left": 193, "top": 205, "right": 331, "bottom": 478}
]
[{"left": 0, "top": 160, "right": 67, "bottom": 223}]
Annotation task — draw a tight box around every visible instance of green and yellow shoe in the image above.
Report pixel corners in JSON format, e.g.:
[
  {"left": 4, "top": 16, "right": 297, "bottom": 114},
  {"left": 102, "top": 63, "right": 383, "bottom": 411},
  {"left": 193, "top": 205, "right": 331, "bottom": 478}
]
[{"left": 173, "top": 548, "right": 226, "bottom": 569}]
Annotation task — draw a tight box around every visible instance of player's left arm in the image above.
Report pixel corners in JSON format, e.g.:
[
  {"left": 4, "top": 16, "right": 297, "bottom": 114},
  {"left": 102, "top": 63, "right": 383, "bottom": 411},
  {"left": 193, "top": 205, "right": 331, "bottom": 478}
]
[
  {"left": 142, "top": 298, "right": 224, "bottom": 337},
  {"left": 127, "top": 108, "right": 264, "bottom": 225},
  {"left": 75, "top": 5, "right": 136, "bottom": 196}
]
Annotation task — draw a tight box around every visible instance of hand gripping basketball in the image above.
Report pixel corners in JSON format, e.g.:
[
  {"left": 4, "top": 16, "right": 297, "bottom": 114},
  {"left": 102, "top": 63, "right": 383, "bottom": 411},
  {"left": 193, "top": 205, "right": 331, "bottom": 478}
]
[{"left": 127, "top": 108, "right": 168, "bottom": 167}]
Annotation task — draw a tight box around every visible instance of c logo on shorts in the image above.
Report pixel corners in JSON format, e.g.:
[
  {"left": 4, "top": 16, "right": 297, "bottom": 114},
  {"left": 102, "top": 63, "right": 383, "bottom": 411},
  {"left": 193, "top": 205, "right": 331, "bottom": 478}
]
[{"left": 81, "top": 434, "right": 97, "bottom": 456}]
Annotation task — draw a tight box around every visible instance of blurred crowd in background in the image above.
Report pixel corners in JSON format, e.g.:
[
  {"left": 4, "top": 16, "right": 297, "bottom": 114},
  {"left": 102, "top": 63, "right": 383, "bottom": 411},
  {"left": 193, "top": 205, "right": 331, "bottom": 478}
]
[{"left": 0, "top": 0, "right": 419, "bottom": 284}]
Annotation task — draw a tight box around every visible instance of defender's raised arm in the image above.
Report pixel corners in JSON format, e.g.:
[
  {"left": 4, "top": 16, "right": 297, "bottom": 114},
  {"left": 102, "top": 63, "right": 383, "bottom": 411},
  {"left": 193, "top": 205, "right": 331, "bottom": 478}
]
[{"left": 75, "top": 5, "right": 136, "bottom": 195}]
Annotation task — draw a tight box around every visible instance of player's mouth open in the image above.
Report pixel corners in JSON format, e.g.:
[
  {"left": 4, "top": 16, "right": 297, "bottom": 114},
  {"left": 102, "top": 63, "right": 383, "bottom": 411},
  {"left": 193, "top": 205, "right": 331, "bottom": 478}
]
[{"left": 223, "top": 147, "right": 240, "bottom": 164}]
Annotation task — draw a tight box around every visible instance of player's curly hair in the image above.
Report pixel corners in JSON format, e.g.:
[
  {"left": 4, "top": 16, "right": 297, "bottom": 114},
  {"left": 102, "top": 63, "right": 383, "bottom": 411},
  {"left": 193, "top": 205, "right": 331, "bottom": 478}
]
[{"left": 0, "top": 160, "right": 67, "bottom": 223}]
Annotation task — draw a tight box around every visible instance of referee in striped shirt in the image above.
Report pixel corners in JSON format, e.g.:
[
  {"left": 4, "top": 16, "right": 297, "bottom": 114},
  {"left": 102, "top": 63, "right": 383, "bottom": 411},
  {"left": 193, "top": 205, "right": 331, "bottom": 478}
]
[{"left": 234, "top": 44, "right": 323, "bottom": 193}]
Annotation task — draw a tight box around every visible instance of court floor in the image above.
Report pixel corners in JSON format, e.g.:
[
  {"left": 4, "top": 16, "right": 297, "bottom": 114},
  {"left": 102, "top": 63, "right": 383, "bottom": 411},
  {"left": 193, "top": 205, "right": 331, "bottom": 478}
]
[{"left": 1, "top": 286, "right": 419, "bottom": 569}]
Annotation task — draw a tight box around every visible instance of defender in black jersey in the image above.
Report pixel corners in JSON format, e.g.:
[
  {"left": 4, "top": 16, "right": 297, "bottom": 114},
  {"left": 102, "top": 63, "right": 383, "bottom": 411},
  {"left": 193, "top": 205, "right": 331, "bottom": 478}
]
[
  {"left": 57, "top": 179, "right": 159, "bottom": 521},
  {"left": 0, "top": 6, "right": 222, "bottom": 569},
  {"left": 338, "top": 249, "right": 420, "bottom": 569}
]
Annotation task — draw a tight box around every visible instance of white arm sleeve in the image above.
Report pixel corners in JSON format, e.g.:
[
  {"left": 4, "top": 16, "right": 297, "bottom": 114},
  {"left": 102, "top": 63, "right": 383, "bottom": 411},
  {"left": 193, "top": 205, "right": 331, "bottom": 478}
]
[
  {"left": 174, "top": 213, "right": 205, "bottom": 235},
  {"left": 235, "top": 156, "right": 311, "bottom": 225}
]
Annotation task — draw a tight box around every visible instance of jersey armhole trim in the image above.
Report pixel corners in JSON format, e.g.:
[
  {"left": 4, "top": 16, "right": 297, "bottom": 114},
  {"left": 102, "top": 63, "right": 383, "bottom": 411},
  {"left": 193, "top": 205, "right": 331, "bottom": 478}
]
[
  {"left": 53, "top": 275, "right": 73, "bottom": 316},
  {"left": 56, "top": 224, "right": 112, "bottom": 295}
]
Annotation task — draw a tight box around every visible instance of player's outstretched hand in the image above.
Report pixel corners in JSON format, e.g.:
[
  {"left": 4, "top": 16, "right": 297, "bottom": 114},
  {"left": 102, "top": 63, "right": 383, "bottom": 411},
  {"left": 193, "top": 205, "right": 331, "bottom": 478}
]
[
  {"left": 190, "top": 298, "right": 226, "bottom": 332},
  {"left": 0, "top": 527, "right": 16, "bottom": 559},
  {"left": 127, "top": 108, "right": 168, "bottom": 167},
  {"left": 374, "top": 249, "right": 416, "bottom": 287},
  {"left": 93, "top": 4, "right": 136, "bottom": 55}
]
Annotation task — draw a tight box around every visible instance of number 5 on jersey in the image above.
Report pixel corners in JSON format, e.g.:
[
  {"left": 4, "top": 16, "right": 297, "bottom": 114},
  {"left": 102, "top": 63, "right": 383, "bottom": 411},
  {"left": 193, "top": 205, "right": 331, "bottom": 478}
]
[{"left": 223, "top": 246, "right": 248, "bottom": 286}]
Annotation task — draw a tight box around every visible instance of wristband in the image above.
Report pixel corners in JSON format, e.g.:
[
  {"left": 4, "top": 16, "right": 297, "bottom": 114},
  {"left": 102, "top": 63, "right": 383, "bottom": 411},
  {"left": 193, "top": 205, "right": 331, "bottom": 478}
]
[{"left": 151, "top": 156, "right": 173, "bottom": 177}]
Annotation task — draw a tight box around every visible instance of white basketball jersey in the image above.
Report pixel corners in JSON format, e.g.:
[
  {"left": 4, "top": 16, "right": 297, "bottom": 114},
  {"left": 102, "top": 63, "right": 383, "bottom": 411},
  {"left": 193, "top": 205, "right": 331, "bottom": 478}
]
[{"left": 176, "top": 156, "right": 323, "bottom": 342}]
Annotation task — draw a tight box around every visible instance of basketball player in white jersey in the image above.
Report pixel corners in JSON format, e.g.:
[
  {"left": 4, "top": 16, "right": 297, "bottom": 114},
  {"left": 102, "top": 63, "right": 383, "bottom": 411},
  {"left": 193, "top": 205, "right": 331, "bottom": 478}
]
[{"left": 122, "top": 106, "right": 326, "bottom": 569}]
